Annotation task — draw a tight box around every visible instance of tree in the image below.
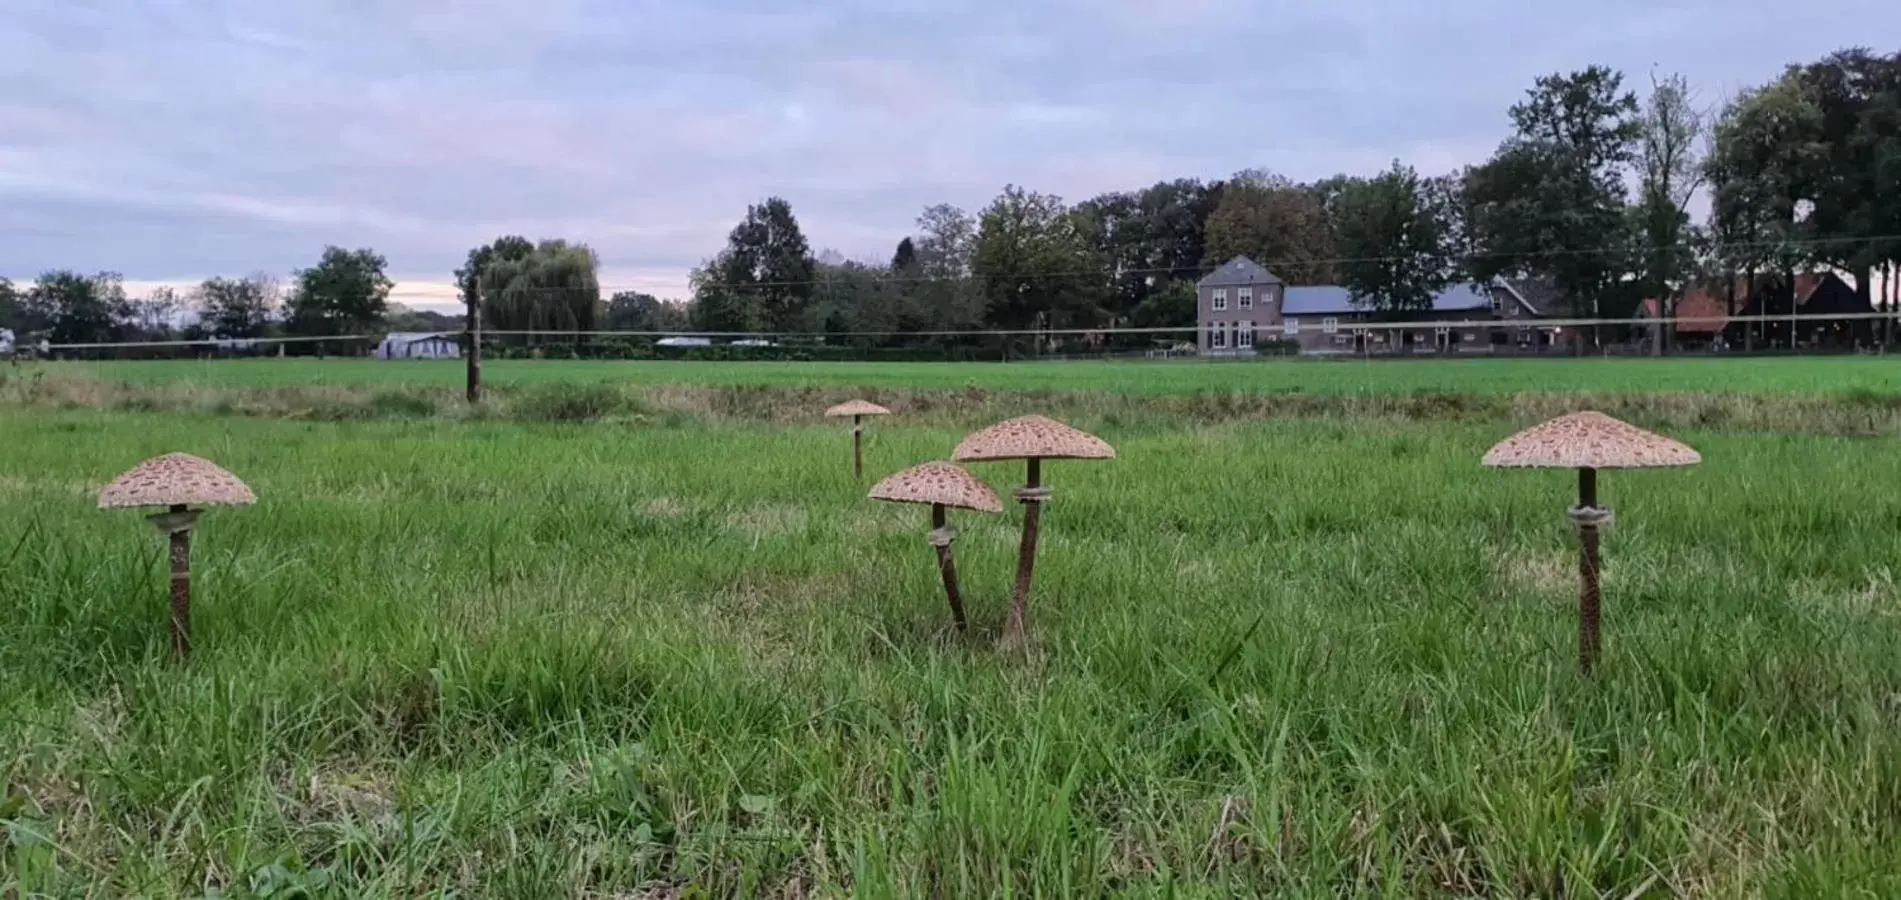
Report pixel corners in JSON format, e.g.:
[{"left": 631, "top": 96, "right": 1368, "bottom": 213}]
[
  {"left": 903, "top": 203, "right": 986, "bottom": 340},
  {"left": 193, "top": 274, "right": 278, "bottom": 339},
  {"left": 455, "top": 236, "right": 534, "bottom": 306},
  {"left": 1467, "top": 66, "right": 1640, "bottom": 352},
  {"left": 1634, "top": 71, "right": 1708, "bottom": 353},
  {"left": 605, "top": 291, "right": 687, "bottom": 333},
  {"left": 971, "top": 185, "right": 1107, "bottom": 334},
  {"left": 126, "top": 286, "right": 183, "bottom": 341},
  {"left": 477, "top": 240, "right": 602, "bottom": 338},
  {"left": 891, "top": 237, "right": 918, "bottom": 272},
  {"left": 1330, "top": 161, "right": 1462, "bottom": 313},
  {"left": 287, "top": 246, "right": 394, "bottom": 337},
  {"left": 26, "top": 271, "right": 130, "bottom": 345},
  {"left": 1706, "top": 73, "right": 1827, "bottom": 347},
  {"left": 1200, "top": 170, "right": 1336, "bottom": 284},
  {"left": 0, "top": 278, "right": 28, "bottom": 334},
  {"left": 1075, "top": 179, "right": 1221, "bottom": 327},
  {"left": 691, "top": 197, "right": 816, "bottom": 334}
]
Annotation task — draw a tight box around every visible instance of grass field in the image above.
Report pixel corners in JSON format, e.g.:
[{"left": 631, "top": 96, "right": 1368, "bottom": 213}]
[
  {"left": 4, "top": 359, "right": 1901, "bottom": 897},
  {"left": 44, "top": 353, "right": 1901, "bottom": 396}
]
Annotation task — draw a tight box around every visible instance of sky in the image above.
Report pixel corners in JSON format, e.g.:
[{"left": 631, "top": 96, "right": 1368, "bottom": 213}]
[{"left": 2, "top": 0, "right": 1895, "bottom": 310}]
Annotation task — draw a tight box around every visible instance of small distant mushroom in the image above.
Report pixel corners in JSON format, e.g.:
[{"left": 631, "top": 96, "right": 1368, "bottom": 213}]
[
  {"left": 98, "top": 453, "right": 257, "bottom": 660},
  {"left": 825, "top": 400, "right": 893, "bottom": 480},
  {"left": 1483, "top": 411, "right": 1699, "bottom": 675},
  {"left": 868, "top": 461, "right": 1003, "bottom": 631},
  {"left": 953, "top": 415, "right": 1114, "bottom": 644}
]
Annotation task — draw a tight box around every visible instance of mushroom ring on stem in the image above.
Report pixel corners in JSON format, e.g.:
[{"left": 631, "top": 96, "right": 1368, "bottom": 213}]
[
  {"left": 1483, "top": 411, "right": 1698, "bottom": 676},
  {"left": 869, "top": 461, "right": 1003, "bottom": 631},
  {"left": 98, "top": 453, "right": 257, "bottom": 660},
  {"left": 952, "top": 415, "right": 1114, "bottom": 645},
  {"left": 825, "top": 400, "right": 892, "bottom": 481}
]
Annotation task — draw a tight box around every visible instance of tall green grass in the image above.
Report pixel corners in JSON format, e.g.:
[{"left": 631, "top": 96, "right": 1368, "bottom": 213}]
[{"left": 3, "top": 406, "right": 1899, "bottom": 896}]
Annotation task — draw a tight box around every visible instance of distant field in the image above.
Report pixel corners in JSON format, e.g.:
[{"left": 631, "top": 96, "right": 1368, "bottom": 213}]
[{"left": 42, "top": 354, "right": 1901, "bottom": 397}]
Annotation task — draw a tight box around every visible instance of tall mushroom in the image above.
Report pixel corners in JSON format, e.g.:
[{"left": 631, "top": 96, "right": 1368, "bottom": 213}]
[
  {"left": 825, "top": 400, "right": 893, "bottom": 480},
  {"left": 868, "top": 461, "right": 1003, "bottom": 632},
  {"left": 1482, "top": 411, "right": 1699, "bottom": 675},
  {"left": 953, "top": 415, "right": 1114, "bottom": 644},
  {"left": 98, "top": 453, "right": 257, "bottom": 660}
]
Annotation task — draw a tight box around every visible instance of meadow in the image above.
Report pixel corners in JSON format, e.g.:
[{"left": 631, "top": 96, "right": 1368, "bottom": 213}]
[{"left": 3, "top": 357, "right": 1901, "bottom": 897}]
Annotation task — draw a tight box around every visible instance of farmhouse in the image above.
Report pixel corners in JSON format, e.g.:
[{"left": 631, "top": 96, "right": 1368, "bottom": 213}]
[
  {"left": 376, "top": 332, "right": 461, "bottom": 360},
  {"left": 1194, "top": 256, "right": 1562, "bottom": 356}
]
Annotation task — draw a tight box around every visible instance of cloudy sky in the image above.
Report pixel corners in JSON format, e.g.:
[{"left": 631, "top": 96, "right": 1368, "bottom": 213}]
[{"left": 3, "top": 0, "right": 1894, "bottom": 309}]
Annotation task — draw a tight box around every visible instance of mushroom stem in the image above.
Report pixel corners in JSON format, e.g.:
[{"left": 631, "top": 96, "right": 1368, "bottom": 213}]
[
  {"left": 851, "top": 414, "right": 864, "bottom": 481},
  {"left": 1576, "top": 467, "right": 1601, "bottom": 676},
  {"left": 166, "top": 503, "right": 193, "bottom": 660},
  {"left": 930, "top": 504, "right": 968, "bottom": 632},
  {"left": 1005, "top": 457, "right": 1045, "bottom": 645}
]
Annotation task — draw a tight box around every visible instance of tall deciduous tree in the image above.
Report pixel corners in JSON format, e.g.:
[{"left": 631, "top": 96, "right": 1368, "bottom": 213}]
[
  {"left": 27, "top": 271, "right": 130, "bottom": 345},
  {"left": 194, "top": 274, "right": 277, "bottom": 339},
  {"left": 0, "top": 277, "right": 28, "bottom": 333},
  {"left": 1331, "top": 161, "right": 1462, "bottom": 313},
  {"left": 288, "top": 246, "right": 394, "bottom": 337},
  {"left": 1706, "top": 72, "right": 1827, "bottom": 347},
  {"left": 1467, "top": 66, "right": 1640, "bottom": 351},
  {"left": 905, "top": 203, "right": 985, "bottom": 339},
  {"left": 972, "top": 185, "right": 1106, "bottom": 332},
  {"left": 1200, "top": 170, "right": 1336, "bottom": 284},
  {"left": 127, "top": 286, "right": 183, "bottom": 340},
  {"left": 692, "top": 197, "right": 816, "bottom": 334},
  {"left": 1076, "top": 179, "right": 1221, "bottom": 324},
  {"left": 1634, "top": 71, "right": 1708, "bottom": 352}
]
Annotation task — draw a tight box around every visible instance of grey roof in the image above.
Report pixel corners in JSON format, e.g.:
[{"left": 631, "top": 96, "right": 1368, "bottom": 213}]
[
  {"left": 383, "top": 331, "right": 456, "bottom": 343},
  {"left": 1281, "top": 283, "right": 1495, "bottom": 316},
  {"left": 1499, "top": 277, "right": 1558, "bottom": 316},
  {"left": 1197, "top": 256, "right": 1283, "bottom": 287}
]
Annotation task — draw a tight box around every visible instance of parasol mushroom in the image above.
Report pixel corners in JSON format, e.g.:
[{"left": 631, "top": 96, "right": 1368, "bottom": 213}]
[
  {"left": 825, "top": 400, "right": 893, "bottom": 480},
  {"left": 868, "top": 461, "right": 1003, "bottom": 631},
  {"left": 1482, "top": 411, "right": 1699, "bottom": 675},
  {"left": 98, "top": 453, "right": 257, "bottom": 660},
  {"left": 953, "top": 415, "right": 1114, "bottom": 644}
]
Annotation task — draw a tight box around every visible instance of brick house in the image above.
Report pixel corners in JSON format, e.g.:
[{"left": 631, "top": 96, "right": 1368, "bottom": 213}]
[{"left": 1195, "top": 255, "right": 1561, "bottom": 355}]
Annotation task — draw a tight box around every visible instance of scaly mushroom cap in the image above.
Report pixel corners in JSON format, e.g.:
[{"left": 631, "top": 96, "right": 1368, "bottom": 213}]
[
  {"left": 825, "top": 400, "right": 892, "bottom": 418},
  {"left": 1483, "top": 411, "right": 1701, "bottom": 470},
  {"left": 951, "top": 415, "right": 1115, "bottom": 463},
  {"left": 98, "top": 453, "right": 257, "bottom": 510},
  {"left": 868, "top": 461, "right": 1004, "bottom": 513}
]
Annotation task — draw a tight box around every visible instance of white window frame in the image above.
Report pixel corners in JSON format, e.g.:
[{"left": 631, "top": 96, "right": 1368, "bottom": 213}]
[
  {"left": 1283, "top": 318, "right": 1300, "bottom": 337},
  {"left": 1210, "top": 321, "right": 1226, "bottom": 349},
  {"left": 1212, "top": 289, "right": 1228, "bottom": 312},
  {"left": 1322, "top": 317, "right": 1339, "bottom": 335},
  {"left": 1237, "top": 321, "right": 1254, "bottom": 349},
  {"left": 1238, "top": 287, "right": 1253, "bottom": 310}
]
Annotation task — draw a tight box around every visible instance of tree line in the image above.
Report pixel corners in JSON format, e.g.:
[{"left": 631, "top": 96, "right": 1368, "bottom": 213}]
[{"left": 7, "top": 48, "right": 1896, "bottom": 351}]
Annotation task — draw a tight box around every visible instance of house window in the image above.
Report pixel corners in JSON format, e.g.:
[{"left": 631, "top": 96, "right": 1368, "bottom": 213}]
[
  {"left": 1238, "top": 287, "right": 1253, "bottom": 310},
  {"left": 1212, "top": 289, "right": 1228, "bottom": 311},
  {"left": 1322, "top": 317, "right": 1339, "bottom": 334},
  {"left": 1283, "top": 318, "right": 1300, "bottom": 337},
  {"left": 1210, "top": 321, "right": 1226, "bottom": 349},
  {"left": 1237, "top": 321, "right": 1254, "bottom": 349},
  {"left": 1490, "top": 292, "right": 1505, "bottom": 315}
]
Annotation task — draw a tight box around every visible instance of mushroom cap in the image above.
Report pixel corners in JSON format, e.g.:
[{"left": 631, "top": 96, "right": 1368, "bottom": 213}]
[
  {"left": 1482, "top": 411, "right": 1701, "bottom": 470},
  {"left": 825, "top": 400, "right": 892, "bottom": 418},
  {"left": 868, "top": 461, "right": 1004, "bottom": 513},
  {"left": 98, "top": 453, "right": 257, "bottom": 510},
  {"left": 951, "top": 415, "right": 1115, "bottom": 463}
]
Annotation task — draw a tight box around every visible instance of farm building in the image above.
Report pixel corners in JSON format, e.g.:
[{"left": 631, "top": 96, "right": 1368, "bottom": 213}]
[{"left": 376, "top": 332, "right": 461, "bottom": 360}]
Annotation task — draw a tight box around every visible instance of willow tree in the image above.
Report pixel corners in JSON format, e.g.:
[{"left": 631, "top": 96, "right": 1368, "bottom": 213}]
[{"left": 458, "top": 237, "right": 602, "bottom": 345}]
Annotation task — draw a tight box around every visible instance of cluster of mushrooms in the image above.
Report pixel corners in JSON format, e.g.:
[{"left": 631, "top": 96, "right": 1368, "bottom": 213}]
[
  {"left": 848, "top": 409, "right": 1115, "bottom": 644},
  {"left": 101, "top": 406, "right": 1696, "bottom": 673}
]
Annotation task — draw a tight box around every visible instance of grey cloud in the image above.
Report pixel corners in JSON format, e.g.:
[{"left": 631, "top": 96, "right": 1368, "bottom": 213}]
[{"left": 3, "top": 0, "right": 1898, "bottom": 306}]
